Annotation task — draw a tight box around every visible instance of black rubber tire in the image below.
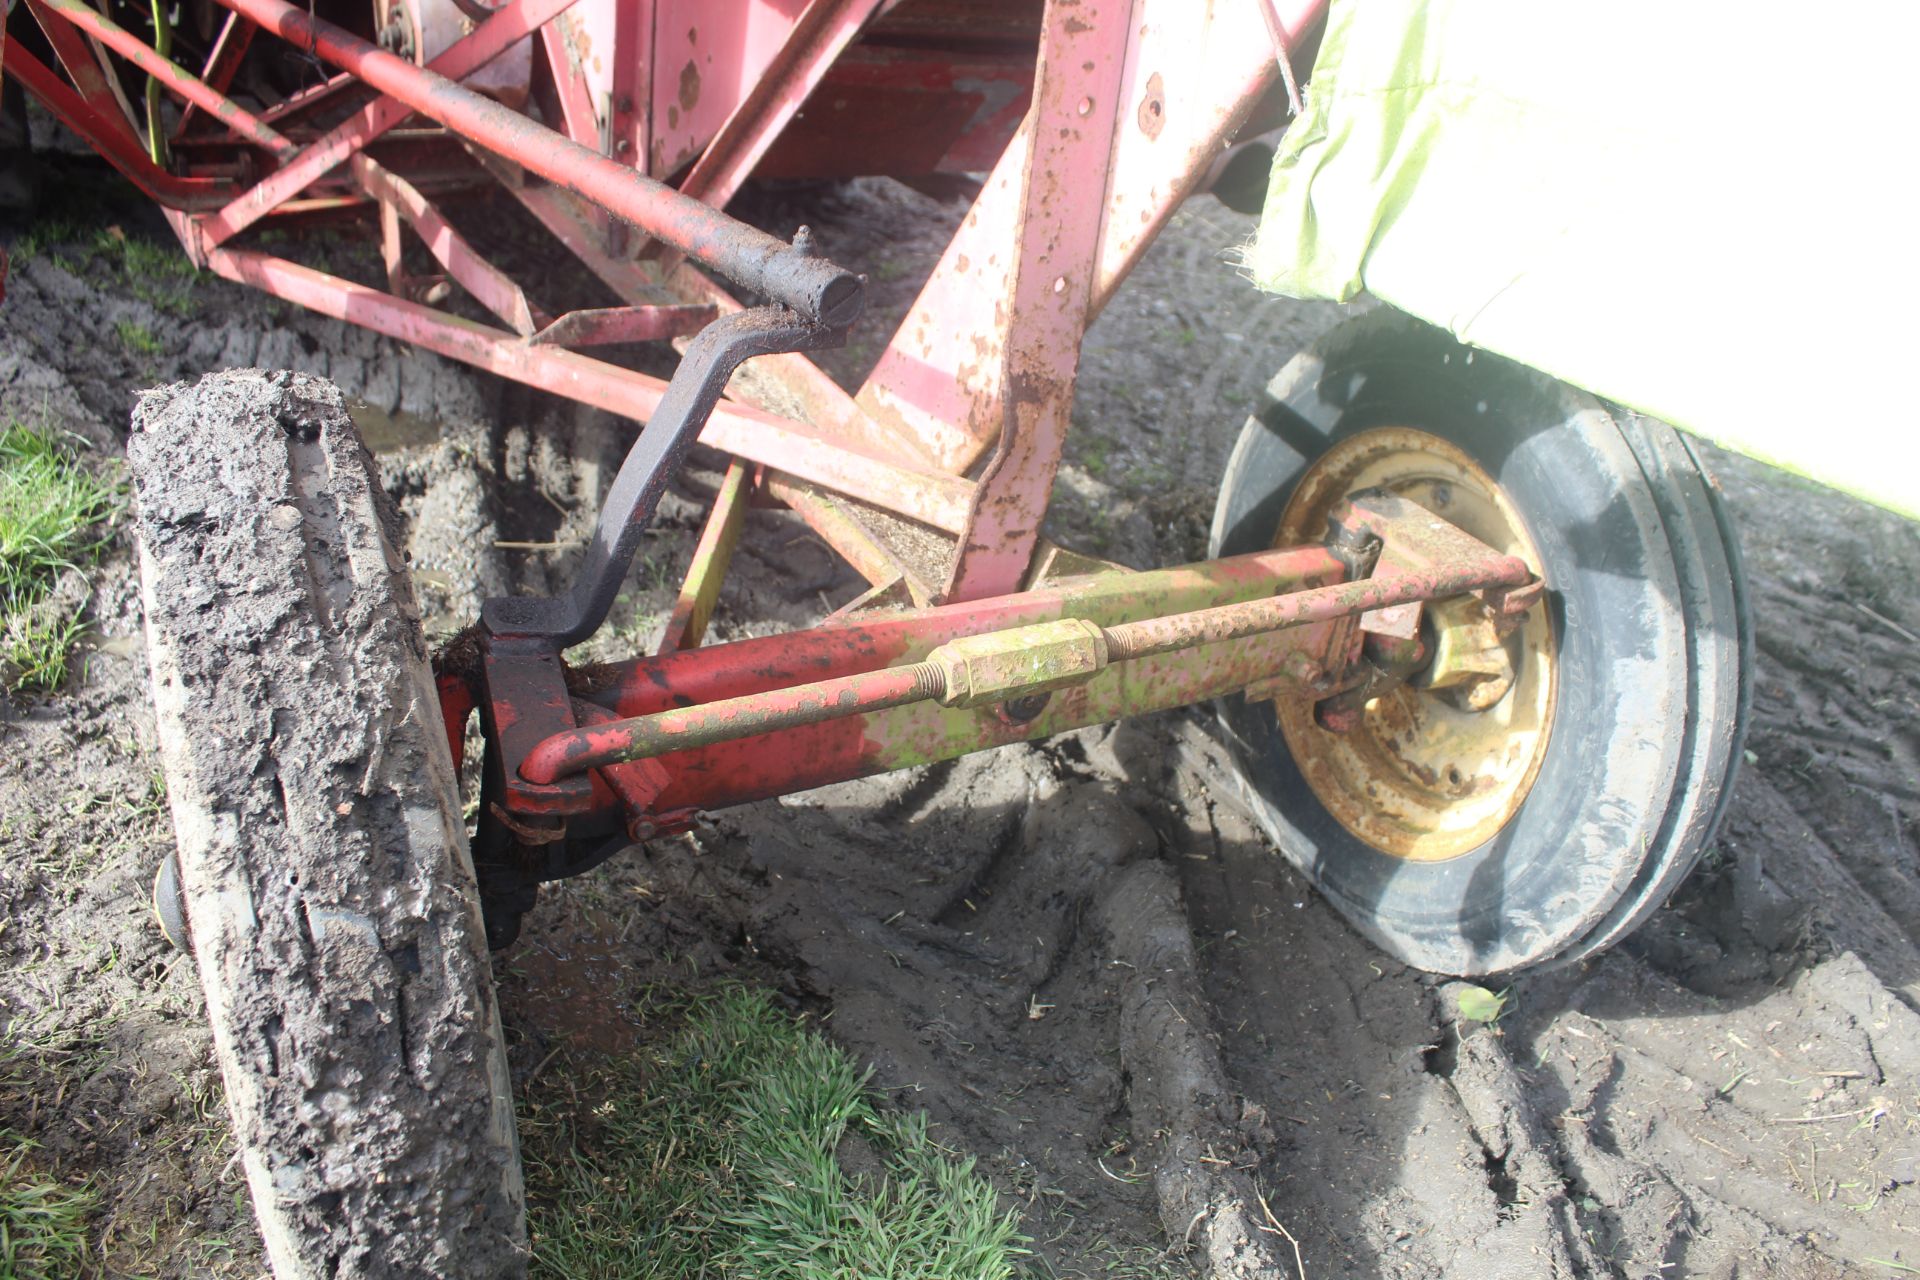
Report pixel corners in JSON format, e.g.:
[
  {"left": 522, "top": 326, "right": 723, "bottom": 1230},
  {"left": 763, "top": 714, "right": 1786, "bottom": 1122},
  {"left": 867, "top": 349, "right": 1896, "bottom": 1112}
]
[
  {"left": 131, "top": 370, "right": 527, "bottom": 1278},
  {"left": 1208, "top": 309, "right": 1751, "bottom": 975},
  {"left": 152, "top": 851, "right": 191, "bottom": 954}
]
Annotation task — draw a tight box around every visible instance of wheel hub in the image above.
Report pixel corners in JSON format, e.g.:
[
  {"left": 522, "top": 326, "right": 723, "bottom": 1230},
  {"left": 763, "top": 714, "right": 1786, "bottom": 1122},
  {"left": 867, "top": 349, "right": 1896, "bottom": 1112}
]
[{"left": 1275, "top": 428, "right": 1556, "bottom": 861}]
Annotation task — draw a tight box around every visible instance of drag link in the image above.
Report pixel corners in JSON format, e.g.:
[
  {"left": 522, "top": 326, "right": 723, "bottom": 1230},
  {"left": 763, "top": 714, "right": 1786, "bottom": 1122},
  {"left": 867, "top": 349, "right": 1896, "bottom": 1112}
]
[{"left": 517, "top": 549, "right": 1535, "bottom": 785}]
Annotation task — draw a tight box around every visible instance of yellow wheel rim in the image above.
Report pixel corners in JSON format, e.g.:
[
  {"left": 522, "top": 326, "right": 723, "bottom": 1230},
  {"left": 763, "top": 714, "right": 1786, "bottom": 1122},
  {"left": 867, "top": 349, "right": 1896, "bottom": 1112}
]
[{"left": 1274, "top": 428, "right": 1557, "bottom": 861}]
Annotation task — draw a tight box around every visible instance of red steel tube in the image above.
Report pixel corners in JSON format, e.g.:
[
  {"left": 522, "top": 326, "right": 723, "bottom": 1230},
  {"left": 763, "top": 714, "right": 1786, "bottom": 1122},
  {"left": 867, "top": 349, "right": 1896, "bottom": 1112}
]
[
  {"left": 197, "top": 0, "right": 580, "bottom": 248},
  {"left": 4, "top": 47, "right": 234, "bottom": 209},
  {"left": 521, "top": 552, "right": 1536, "bottom": 784},
  {"left": 208, "top": 0, "right": 861, "bottom": 324},
  {"left": 585, "top": 544, "right": 1347, "bottom": 718},
  {"left": 1101, "top": 555, "right": 1533, "bottom": 661},
  {"left": 30, "top": 0, "right": 295, "bottom": 161},
  {"left": 201, "top": 247, "right": 973, "bottom": 531},
  {"left": 521, "top": 662, "right": 947, "bottom": 784},
  {"left": 173, "top": 11, "right": 256, "bottom": 140}
]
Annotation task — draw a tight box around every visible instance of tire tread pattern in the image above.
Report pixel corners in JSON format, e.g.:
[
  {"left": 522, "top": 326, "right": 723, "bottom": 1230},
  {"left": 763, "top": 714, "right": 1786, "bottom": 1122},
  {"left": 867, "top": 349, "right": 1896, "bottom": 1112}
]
[{"left": 131, "top": 370, "right": 525, "bottom": 1280}]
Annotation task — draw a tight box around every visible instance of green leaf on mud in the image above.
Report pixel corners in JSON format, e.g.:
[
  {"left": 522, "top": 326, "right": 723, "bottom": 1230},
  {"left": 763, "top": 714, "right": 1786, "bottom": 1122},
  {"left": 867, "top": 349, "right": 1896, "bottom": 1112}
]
[{"left": 1455, "top": 985, "right": 1507, "bottom": 1023}]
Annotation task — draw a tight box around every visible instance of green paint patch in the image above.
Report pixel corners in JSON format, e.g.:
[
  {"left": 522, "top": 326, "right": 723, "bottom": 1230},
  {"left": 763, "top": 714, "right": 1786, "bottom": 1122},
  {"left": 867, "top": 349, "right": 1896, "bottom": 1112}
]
[
  {"left": 521, "top": 985, "right": 1025, "bottom": 1280},
  {"left": 0, "top": 422, "right": 121, "bottom": 692}
]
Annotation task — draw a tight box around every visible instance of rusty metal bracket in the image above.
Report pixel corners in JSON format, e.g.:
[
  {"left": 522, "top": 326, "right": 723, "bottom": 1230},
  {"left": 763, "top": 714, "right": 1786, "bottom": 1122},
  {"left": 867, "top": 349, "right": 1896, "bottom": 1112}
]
[{"left": 481, "top": 301, "right": 848, "bottom": 647}]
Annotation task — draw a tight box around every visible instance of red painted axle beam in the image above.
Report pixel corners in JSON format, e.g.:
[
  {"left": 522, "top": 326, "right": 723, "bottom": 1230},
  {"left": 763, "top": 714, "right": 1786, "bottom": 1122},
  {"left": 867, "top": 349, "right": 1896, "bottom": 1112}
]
[
  {"left": 207, "top": 0, "right": 860, "bottom": 324},
  {"left": 573, "top": 546, "right": 1348, "bottom": 722},
  {"left": 526, "top": 663, "right": 948, "bottom": 784},
  {"left": 515, "top": 544, "right": 1350, "bottom": 822},
  {"left": 520, "top": 545, "right": 1532, "bottom": 784}
]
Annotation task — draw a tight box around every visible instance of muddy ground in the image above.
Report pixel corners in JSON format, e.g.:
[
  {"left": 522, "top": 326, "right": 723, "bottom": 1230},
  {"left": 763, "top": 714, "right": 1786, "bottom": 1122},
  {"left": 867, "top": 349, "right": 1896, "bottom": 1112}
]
[{"left": 1, "top": 162, "right": 1916, "bottom": 1279}]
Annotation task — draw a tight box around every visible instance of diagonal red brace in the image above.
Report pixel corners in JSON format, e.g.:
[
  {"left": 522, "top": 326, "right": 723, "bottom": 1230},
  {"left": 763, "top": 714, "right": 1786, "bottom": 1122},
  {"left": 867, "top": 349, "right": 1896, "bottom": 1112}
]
[{"left": 204, "top": 0, "right": 862, "bottom": 324}]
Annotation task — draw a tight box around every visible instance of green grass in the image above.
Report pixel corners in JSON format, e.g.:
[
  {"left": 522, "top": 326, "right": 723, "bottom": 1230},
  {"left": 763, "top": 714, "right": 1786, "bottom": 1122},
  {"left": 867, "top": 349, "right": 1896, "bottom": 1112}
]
[
  {"left": 11, "top": 220, "right": 197, "bottom": 316},
  {"left": 108, "top": 232, "right": 197, "bottom": 315},
  {"left": 114, "top": 319, "right": 161, "bottom": 357},
  {"left": 0, "top": 1136, "right": 97, "bottom": 1279},
  {"left": 521, "top": 985, "right": 1026, "bottom": 1280},
  {"left": 7, "top": 219, "right": 86, "bottom": 268},
  {"left": 0, "top": 422, "right": 121, "bottom": 692}
]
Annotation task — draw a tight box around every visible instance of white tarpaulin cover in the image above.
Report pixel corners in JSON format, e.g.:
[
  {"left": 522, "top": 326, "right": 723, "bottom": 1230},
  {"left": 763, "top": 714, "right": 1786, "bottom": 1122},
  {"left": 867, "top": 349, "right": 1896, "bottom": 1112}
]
[{"left": 1248, "top": 0, "right": 1918, "bottom": 518}]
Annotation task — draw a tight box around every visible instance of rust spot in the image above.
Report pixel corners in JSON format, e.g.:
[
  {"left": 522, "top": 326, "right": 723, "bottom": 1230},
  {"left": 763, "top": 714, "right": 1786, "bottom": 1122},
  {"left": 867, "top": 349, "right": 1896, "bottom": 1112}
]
[
  {"left": 679, "top": 59, "right": 701, "bottom": 113},
  {"left": 1065, "top": 16, "right": 1092, "bottom": 34},
  {"left": 667, "top": 105, "right": 679, "bottom": 130},
  {"left": 956, "top": 254, "right": 971, "bottom": 273},
  {"left": 687, "top": 25, "right": 697, "bottom": 44},
  {"left": 1137, "top": 72, "right": 1166, "bottom": 139}
]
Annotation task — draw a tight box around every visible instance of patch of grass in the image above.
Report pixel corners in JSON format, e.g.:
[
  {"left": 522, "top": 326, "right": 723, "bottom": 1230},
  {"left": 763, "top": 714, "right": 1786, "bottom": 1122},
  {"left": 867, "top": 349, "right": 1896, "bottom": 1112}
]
[
  {"left": 8, "top": 219, "right": 197, "bottom": 314},
  {"left": 0, "top": 422, "right": 122, "bottom": 692},
  {"left": 1075, "top": 435, "right": 1113, "bottom": 480},
  {"left": 1125, "top": 460, "right": 1176, "bottom": 492},
  {"left": 115, "top": 318, "right": 162, "bottom": 357},
  {"left": 104, "top": 230, "right": 197, "bottom": 315},
  {"left": 8, "top": 218, "right": 87, "bottom": 266},
  {"left": 640, "top": 550, "right": 680, "bottom": 597},
  {"left": 0, "top": 1136, "right": 98, "bottom": 1279},
  {"left": 522, "top": 985, "right": 1026, "bottom": 1279},
  {"left": 1037, "top": 1239, "right": 1186, "bottom": 1280}
]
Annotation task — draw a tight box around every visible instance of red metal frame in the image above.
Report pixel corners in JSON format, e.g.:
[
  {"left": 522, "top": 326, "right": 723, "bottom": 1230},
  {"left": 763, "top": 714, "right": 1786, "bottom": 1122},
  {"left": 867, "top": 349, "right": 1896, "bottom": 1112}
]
[{"left": 5, "top": 0, "right": 1536, "bottom": 856}]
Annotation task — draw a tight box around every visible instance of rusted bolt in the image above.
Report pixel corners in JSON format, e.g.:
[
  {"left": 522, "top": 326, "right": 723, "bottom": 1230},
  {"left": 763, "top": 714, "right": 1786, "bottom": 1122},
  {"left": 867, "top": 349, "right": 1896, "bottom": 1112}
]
[
  {"left": 996, "top": 693, "right": 1052, "bottom": 726},
  {"left": 1314, "top": 699, "right": 1365, "bottom": 734},
  {"left": 1284, "top": 650, "right": 1322, "bottom": 684}
]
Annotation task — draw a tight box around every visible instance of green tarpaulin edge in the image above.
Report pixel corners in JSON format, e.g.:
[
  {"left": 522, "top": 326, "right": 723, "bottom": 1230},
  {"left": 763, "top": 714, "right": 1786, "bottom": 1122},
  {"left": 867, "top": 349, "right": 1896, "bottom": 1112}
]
[{"left": 1247, "top": 0, "right": 1917, "bottom": 520}]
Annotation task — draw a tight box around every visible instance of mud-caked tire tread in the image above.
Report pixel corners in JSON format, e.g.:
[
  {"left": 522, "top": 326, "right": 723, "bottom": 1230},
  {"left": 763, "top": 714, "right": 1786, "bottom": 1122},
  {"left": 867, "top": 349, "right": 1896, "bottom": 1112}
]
[{"left": 130, "top": 369, "right": 526, "bottom": 1279}]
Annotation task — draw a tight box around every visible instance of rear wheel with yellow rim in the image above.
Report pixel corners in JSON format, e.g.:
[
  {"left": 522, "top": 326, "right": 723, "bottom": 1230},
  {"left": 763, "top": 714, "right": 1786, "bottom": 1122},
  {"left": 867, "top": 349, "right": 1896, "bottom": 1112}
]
[{"left": 1209, "top": 310, "right": 1750, "bottom": 975}]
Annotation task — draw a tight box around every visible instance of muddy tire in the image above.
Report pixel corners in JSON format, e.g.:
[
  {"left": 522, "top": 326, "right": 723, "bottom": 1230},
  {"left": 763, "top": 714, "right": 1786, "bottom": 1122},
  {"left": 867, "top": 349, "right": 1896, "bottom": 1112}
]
[
  {"left": 129, "top": 371, "right": 527, "bottom": 1279},
  {"left": 1209, "top": 310, "right": 1751, "bottom": 975}
]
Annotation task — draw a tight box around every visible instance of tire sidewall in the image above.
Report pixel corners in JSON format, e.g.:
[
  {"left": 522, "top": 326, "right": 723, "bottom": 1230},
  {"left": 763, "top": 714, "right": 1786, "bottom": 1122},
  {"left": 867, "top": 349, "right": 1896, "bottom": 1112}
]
[{"left": 1211, "top": 313, "right": 1689, "bottom": 974}]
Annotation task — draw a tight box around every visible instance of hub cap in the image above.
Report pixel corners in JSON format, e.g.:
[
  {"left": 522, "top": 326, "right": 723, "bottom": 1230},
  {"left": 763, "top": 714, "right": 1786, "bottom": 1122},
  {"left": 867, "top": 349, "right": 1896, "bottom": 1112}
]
[{"left": 1275, "top": 428, "right": 1556, "bottom": 861}]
